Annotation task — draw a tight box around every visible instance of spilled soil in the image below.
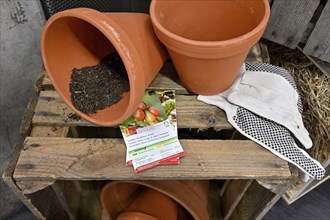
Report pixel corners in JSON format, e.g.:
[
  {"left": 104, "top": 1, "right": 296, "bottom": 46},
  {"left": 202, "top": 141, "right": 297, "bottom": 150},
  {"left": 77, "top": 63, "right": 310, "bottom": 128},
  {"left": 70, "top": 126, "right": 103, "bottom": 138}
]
[{"left": 70, "top": 52, "right": 130, "bottom": 115}]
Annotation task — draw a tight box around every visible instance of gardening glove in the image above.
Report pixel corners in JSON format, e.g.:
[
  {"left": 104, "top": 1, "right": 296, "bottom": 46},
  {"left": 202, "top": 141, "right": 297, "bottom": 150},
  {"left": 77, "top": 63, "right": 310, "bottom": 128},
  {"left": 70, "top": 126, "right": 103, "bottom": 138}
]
[
  {"left": 198, "top": 63, "right": 325, "bottom": 180},
  {"left": 221, "top": 63, "right": 311, "bottom": 149}
]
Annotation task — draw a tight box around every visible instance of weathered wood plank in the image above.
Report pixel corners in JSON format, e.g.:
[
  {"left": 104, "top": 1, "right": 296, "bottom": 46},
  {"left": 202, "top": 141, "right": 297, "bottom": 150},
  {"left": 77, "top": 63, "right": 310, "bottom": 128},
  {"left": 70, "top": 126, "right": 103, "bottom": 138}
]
[
  {"left": 207, "top": 180, "right": 222, "bottom": 220},
  {"left": 303, "top": 1, "right": 330, "bottom": 62},
  {"left": 222, "top": 180, "right": 253, "bottom": 220},
  {"left": 35, "top": 67, "right": 47, "bottom": 93},
  {"left": 16, "top": 125, "right": 74, "bottom": 219},
  {"left": 32, "top": 90, "right": 231, "bottom": 130},
  {"left": 19, "top": 98, "right": 38, "bottom": 138},
  {"left": 231, "top": 179, "right": 292, "bottom": 220},
  {"left": 30, "top": 125, "right": 70, "bottom": 138},
  {"left": 76, "top": 182, "right": 103, "bottom": 220},
  {"left": 219, "top": 180, "right": 230, "bottom": 197},
  {"left": 54, "top": 181, "right": 81, "bottom": 220},
  {"left": 299, "top": 46, "right": 330, "bottom": 75},
  {"left": 13, "top": 137, "right": 291, "bottom": 181},
  {"left": 283, "top": 161, "right": 329, "bottom": 204},
  {"left": 27, "top": 185, "right": 71, "bottom": 220},
  {"left": 16, "top": 179, "right": 55, "bottom": 194},
  {"left": 2, "top": 145, "right": 46, "bottom": 219},
  {"left": 29, "top": 124, "right": 70, "bottom": 193},
  {"left": 3, "top": 147, "right": 70, "bottom": 220},
  {"left": 263, "top": 0, "right": 319, "bottom": 49},
  {"left": 237, "top": 166, "right": 298, "bottom": 220}
]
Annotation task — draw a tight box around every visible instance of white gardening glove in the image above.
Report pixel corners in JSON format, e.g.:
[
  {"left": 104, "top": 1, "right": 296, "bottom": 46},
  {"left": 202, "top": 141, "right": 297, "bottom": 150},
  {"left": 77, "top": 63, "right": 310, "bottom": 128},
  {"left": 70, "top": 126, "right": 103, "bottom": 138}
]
[
  {"left": 220, "top": 63, "right": 311, "bottom": 149},
  {"left": 198, "top": 93, "right": 324, "bottom": 180},
  {"left": 198, "top": 63, "right": 325, "bottom": 180}
]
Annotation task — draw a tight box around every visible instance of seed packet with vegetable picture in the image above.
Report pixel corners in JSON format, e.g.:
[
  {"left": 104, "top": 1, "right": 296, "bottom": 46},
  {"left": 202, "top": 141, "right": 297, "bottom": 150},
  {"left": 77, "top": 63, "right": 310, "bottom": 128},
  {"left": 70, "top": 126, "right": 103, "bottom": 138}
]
[{"left": 120, "top": 90, "right": 184, "bottom": 172}]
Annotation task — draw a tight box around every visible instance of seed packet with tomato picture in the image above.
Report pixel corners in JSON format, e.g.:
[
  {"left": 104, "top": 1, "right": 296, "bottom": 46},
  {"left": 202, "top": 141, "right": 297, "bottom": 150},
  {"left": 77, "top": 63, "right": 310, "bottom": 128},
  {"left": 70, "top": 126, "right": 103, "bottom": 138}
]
[{"left": 120, "top": 90, "right": 184, "bottom": 171}]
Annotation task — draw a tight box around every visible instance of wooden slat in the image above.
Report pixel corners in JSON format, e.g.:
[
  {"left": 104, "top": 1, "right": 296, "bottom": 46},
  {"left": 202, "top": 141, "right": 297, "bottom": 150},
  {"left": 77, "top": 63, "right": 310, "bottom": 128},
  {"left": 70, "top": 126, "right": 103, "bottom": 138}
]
[
  {"left": 54, "top": 181, "right": 81, "bottom": 220},
  {"left": 35, "top": 67, "right": 47, "bottom": 93},
  {"left": 16, "top": 125, "right": 74, "bottom": 219},
  {"left": 13, "top": 137, "right": 291, "bottom": 181},
  {"left": 16, "top": 126, "right": 68, "bottom": 194},
  {"left": 2, "top": 145, "right": 46, "bottom": 220},
  {"left": 231, "top": 179, "right": 292, "bottom": 220},
  {"left": 283, "top": 162, "right": 330, "bottom": 204},
  {"left": 222, "top": 180, "right": 253, "bottom": 220},
  {"left": 263, "top": 0, "right": 319, "bottom": 49},
  {"left": 30, "top": 125, "right": 70, "bottom": 138},
  {"left": 32, "top": 90, "right": 231, "bottom": 130},
  {"left": 27, "top": 185, "right": 71, "bottom": 220},
  {"left": 298, "top": 46, "right": 330, "bottom": 75},
  {"left": 207, "top": 180, "right": 222, "bottom": 220},
  {"left": 19, "top": 98, "right": 38, "bottom": 137},
  {"left": 16, "top": 179, "right": 55, "bottom": 194},
  {"left": 76, "top": 182, "right": 103, "bottom": 220},
  {"left": 303, "top": 1, "right": 330, "bottom": 62},
  {"left": 237, "top": 166, "right": 298, "bottom": 220},
  {"left": 51, "top": 183, "right": 75, "bottom": 220}
]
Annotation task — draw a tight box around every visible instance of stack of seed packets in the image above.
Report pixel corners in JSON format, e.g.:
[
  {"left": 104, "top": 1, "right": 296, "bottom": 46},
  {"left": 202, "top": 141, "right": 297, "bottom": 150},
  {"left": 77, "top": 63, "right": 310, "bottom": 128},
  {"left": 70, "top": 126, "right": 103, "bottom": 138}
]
[{"left": 120, "top": 90, "right": 185, "bottom": 172}]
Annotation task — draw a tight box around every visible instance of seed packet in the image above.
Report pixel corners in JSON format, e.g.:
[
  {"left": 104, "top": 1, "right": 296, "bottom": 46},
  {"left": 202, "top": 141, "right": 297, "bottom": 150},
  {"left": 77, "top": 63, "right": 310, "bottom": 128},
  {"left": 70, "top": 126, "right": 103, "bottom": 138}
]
[{"left": 120, "top": 90, "right": 184, "bottom": 172}]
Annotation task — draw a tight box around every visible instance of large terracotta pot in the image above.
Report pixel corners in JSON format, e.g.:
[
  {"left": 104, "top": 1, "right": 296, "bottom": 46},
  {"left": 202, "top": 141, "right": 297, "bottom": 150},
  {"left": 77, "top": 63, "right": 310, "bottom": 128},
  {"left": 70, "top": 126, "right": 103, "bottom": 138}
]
[
  {"left": 41, "top": 8, "right": 168, "bottom": 126},
  {"left": 100, "top": 180, "right": 209, "bottom": 220},
  {"left": 150, "top": 0, "right": 270, "bottom": 95},
  {"left": 116, "top": 188, "right": 178, "bottom": 220}
]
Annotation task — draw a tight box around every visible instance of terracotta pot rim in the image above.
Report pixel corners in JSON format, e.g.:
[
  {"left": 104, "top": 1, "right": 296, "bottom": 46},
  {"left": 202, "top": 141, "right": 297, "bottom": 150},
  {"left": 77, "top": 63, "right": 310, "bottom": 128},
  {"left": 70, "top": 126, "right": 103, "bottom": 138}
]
[
  {"left": 150, "top": 0, "right": 270, "bottom": 50},
  {"left": 42, "top": 8, "right": 147, "bottom": 126}
]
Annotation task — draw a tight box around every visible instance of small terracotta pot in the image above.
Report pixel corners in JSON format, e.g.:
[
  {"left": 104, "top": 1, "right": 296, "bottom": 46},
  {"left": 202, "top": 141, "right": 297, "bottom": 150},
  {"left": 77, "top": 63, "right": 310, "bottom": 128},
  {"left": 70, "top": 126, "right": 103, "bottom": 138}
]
[
  {"left": 116, "top": 188, "right": 178, "bottom": 220},
  {"left": 41, "top": 8, "right": 168, "bottom": 126},
  {"left": 100, "top": 180, "right": 209, "bottom": 220},
  {"left": 150, "top": 0, "right": 270, "bottom": 95}
]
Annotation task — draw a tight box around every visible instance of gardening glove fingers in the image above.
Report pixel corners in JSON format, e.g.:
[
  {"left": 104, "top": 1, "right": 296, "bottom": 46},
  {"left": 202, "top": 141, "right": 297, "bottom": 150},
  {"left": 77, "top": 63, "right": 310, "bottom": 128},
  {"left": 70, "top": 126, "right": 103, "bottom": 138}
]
[{"left": 197, "top": 95, "right": 325, "bottom": 180}]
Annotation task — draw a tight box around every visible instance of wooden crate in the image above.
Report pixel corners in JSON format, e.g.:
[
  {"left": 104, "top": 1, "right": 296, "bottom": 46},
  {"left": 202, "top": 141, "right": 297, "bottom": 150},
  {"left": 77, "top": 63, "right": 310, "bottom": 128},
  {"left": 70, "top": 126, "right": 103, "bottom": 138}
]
[
  {"left": 282, "top": 132, "right": 329, "bottom": 205},
  {"left": 3, "top": 43, "right": 298, "bottom": 220},
  {"left": 264, "top": 0, "right": 329, "bottom": 67}
]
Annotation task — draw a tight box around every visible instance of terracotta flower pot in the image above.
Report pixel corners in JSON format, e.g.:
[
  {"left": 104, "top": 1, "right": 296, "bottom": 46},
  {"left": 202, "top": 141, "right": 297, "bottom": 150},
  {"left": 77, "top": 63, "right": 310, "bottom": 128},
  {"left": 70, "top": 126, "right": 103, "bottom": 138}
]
[
  {"left": 116, "top": 212, "right": 158, "bottom": 220},
  {"left": 116, "top": 188, "right": 178, "bottom": 220},
  {"left": 41, "top": 8, "right": 168, "bottom": 126},
  {"left": 150, "top": 0, "right": 270, "bottom": 95},
  {"left": 100, "top": 180, "right": 209, "bottom": 220}
]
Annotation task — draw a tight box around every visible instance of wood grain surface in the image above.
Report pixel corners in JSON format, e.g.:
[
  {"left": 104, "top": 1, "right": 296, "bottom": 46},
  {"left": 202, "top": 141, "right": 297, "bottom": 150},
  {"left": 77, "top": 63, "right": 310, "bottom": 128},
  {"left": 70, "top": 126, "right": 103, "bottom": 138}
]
[{"left": 14, "top": 137, "right": 291, "bottom": 181}]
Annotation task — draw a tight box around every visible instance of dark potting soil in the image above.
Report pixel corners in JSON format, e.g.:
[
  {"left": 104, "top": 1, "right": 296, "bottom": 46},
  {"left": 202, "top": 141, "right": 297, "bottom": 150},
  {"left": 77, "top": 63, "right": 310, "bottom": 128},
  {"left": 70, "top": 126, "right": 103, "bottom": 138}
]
[{"left": 70, "top": 52, "right": 130, "bottom": 115}]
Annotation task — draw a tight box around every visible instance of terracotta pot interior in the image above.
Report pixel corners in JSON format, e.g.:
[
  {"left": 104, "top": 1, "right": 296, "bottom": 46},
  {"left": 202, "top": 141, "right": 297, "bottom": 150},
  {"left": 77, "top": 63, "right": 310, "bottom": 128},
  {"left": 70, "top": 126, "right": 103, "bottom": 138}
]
[
  {"left": 43, "top": 16, "right": 130, "bottom": 122},
  {"left": 101, "top": 183, "right": 194, "bottom": 220},
  {"left": 153, "top": 0, "right": 267, "bottom": 41}
]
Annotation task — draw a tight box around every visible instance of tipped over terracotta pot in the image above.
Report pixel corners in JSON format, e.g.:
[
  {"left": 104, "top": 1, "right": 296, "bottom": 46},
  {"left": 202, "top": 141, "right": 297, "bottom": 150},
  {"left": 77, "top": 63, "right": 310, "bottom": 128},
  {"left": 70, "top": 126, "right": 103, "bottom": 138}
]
[
  {"left": 100, "top": 180, "right": 209, "bottom": 220},
  {"left": 41, "top": 8, "right": 168, "bottom": 126},
  {"left": 150, "top": 0, "right": 270, "bottom": 95}
]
